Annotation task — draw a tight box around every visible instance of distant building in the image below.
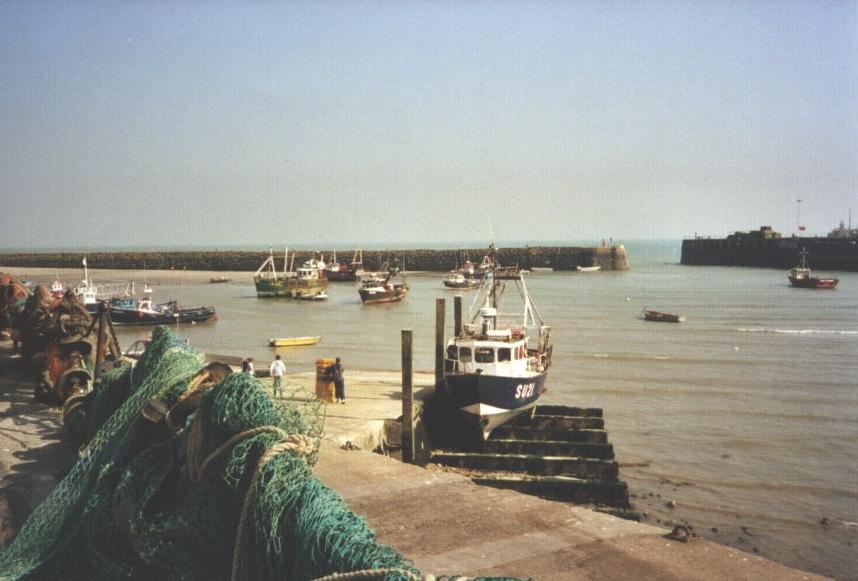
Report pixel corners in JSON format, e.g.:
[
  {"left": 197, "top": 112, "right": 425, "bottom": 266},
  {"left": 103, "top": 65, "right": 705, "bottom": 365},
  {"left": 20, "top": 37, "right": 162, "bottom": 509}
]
[
  {"left": 828, "top": 221, "right": 858, "bottom": 239},
  {"left": 726, "top": 226, "right": 781, "bottom": 242}
]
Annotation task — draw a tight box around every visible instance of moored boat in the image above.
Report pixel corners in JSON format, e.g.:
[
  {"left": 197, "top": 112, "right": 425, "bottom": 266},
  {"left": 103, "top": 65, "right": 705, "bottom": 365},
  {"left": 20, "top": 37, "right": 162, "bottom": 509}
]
[
  {"left": 109, "top": 290, "right": 216, "bottom": 325},
  {"left": 788, "top": 249, "right": 839, "bottom": 289},
  {"left": 443, "top": 243, "right": 552, "bottom": 439},
  {"left": 576, "top": 265, "right": 601, "bottom": 272},
  {"left": 324, "top": 249, "right": 365, "bottom": 282},
  {"left": 210, "top": 276, "right": 231, "bottom": 283},
  {"left": 267, "top": 336, "right": 321, "bottom": 347},
  {"left": 643, "top": 308, "right": 685, "bottom": 323},
  {"left": 254, "top": 249, "right": 328, "bottom": 298},
  {"left": 442, "top": 270, "right": 481, "bottom": 290},
  {"left": 358, "top": 265, "right": 409, "bottom": 304}
]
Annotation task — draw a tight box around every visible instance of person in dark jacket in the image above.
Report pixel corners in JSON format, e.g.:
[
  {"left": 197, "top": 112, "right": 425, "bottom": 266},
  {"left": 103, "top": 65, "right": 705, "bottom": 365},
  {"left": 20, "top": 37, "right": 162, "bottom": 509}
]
[{"left": 329, "top": 357, "right": 345, "bottom": 404}]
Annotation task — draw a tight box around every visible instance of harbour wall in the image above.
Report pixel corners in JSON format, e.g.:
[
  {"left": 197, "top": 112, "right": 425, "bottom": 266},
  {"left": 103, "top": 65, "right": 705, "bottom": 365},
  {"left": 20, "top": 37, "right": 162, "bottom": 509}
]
[
  {"left": 681, "top": 236, "right": 858, "bottom": 272},
  {"left": 0, "top": 245, "right": 629, "bottom": 272}
]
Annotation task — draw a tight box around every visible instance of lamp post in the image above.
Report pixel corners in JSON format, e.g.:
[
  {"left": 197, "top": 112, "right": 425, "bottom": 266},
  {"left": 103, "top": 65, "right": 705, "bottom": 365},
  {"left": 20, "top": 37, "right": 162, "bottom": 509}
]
[{"left": 796, "top": 199, "right": 802, "bottom": 235}]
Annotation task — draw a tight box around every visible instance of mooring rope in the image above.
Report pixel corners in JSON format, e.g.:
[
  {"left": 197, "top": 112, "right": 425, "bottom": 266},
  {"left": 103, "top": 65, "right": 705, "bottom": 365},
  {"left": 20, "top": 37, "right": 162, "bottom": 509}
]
[{"left": 308, "top": 567, "right": 429, "bottom": 581}]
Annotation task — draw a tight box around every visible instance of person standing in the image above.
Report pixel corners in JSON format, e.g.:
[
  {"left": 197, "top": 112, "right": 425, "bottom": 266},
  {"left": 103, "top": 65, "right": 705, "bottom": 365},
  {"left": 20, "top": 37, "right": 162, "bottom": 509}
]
[
  {"left": 269, "top": 354, "right": 286, "bottom": 398},
  {"left": 242, "top": 357, "right": 255, "bottom": 375},
  {"left": 330, "top": 357, "right": 345, "bottom": 404}
]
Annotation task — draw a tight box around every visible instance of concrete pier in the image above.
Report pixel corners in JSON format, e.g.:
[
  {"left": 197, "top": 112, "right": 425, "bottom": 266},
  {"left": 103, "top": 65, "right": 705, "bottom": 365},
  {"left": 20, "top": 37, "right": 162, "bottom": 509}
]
[{"left": 0, "top": 348, "right": 829, "bottom": 580}]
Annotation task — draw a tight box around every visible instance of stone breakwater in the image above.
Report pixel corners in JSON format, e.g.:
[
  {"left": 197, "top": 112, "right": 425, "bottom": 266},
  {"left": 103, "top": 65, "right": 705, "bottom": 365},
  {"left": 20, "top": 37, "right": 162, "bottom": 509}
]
[
  {"left": 0, "top": 246, "right": 629, "bottom": 272},
  {"left": 681, "top": 236, "right": 858, "bottom": 272}
]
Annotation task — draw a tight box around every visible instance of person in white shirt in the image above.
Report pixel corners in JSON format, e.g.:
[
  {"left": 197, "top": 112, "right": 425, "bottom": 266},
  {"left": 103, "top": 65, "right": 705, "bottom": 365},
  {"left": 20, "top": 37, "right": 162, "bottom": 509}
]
[{"left": 269, "top": 354, "right": 286, "bottom": 398}]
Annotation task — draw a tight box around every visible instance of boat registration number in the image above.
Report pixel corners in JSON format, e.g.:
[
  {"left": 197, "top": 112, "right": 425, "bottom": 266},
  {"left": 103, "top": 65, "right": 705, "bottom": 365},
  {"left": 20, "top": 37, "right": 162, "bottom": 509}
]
[{"left": 515, "top": 382, "right": 536, "bottom": 399}]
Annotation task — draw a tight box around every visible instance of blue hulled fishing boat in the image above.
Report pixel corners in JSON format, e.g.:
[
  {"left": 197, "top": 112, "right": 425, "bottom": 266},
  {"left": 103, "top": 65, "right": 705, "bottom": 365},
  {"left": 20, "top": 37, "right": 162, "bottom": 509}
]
[{"left": 443, "top": 244, "right": 552, "bottom": 438}]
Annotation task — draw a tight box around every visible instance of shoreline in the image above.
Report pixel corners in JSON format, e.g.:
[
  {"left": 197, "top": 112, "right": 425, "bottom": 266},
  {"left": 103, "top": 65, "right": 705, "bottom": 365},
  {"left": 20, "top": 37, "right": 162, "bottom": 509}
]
[{"left": 0, "top": 339, "right": 828, "bottom": 579}]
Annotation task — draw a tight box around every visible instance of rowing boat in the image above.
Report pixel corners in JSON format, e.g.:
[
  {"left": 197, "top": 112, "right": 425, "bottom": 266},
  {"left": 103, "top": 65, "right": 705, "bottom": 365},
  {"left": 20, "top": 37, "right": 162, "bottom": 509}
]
[{"left": 267, "top": 336, "right": 321, "bottom": 347}]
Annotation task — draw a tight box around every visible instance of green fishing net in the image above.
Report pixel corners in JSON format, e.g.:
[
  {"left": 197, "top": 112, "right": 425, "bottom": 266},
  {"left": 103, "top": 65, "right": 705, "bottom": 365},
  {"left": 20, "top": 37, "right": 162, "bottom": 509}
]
[{"left": 0, "top": 326, "right": 528, "bottom": 581}]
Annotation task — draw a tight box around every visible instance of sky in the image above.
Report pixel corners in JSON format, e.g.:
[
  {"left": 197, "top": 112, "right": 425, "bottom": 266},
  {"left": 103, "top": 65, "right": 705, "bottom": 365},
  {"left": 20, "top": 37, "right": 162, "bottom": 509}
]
[{"left": 1, "top": 1, "right": 856, "bottom": 249}]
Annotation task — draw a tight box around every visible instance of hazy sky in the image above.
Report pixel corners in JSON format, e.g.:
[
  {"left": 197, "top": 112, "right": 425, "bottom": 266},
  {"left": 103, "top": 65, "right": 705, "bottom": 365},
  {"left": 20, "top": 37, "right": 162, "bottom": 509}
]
[{"left": 1, "top": 1, "right": 856, "bottom": 249}]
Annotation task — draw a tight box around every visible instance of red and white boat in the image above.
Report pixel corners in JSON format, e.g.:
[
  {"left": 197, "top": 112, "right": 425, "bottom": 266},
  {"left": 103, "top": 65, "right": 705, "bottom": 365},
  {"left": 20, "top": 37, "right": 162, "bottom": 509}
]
[{"left": 788, "top": 250, "right": 839, "bottom": 289}]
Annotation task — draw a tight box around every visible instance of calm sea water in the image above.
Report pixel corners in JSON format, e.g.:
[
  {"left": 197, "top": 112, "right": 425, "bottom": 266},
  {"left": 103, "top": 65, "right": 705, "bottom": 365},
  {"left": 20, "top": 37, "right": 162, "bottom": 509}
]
[{"left": 20, "top": 240, "right": 858, "bottom": 579}]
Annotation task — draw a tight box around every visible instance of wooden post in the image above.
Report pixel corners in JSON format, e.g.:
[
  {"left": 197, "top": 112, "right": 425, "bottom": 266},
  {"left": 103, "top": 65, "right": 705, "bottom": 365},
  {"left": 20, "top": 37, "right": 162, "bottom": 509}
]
[
  {"left": 401, "top": 329, "right": 414, "bottom": 464},
  {"left": 454, "top": 295, "right": 463, "bottom": 337},
  {"left": 435, "top": 298, "right": 445, "bottom": 392},
  {"left": 94, "top": 303, "right": 107, "bottom": 379}
]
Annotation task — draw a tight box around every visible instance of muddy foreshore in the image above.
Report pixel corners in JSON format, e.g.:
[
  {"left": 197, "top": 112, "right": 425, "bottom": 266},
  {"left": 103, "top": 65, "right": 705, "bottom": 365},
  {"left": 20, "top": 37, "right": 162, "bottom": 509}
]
[{"left": 0, "top": 245, "right": 629, "bottom": 272}]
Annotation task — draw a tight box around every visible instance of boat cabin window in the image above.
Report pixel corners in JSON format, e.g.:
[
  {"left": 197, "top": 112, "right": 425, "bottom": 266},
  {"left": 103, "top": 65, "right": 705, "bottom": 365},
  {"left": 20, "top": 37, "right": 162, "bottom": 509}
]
[
  {"left": 498, "top": 348, "right": 511, "bottom": 362},
  {"left": 475, "top": 347, "right": 494, "bottom": 363},
  {"left": 447, "top": 345, "right": 458, "bottom": 360},
  {"left": 459, "top": 347, "right": 472, "bottom": 362}
]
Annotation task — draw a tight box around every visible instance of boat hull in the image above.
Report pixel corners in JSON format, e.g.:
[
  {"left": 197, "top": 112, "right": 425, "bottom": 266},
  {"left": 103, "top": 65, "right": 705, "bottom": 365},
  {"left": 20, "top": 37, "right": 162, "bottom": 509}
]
[
  {"left": 789, "top": 276, "right": 839, "bottom": 289},
  {"left": 445, "top": 371, "right": 548, "bottom": 438},
  {"left": 643, "top": 310, "right": 684, "bottom": 323},
  {"left": 109, "top": 305, "right": 217, "bottom": 325},
  {"left": 254, "top": 277, "right": 327, "bottom": 298},
  {"left": 359, "top": 286, "right": 408, "bottom": 303},
  {"left": 268, "top": 336, "right": 321, "bottom": 347},
  {"left": 442, "top": 279, "right": 480, "bottom": 289}
]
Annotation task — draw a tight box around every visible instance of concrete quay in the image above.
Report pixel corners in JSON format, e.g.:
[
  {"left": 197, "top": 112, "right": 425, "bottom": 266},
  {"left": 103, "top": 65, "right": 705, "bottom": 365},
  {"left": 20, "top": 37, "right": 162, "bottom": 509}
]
[
  {"left": 0, "top": 349, "right": 828, "bottom": 580},
  {"left": 281, "top": 370, "right": 826, "bottom": 580}
]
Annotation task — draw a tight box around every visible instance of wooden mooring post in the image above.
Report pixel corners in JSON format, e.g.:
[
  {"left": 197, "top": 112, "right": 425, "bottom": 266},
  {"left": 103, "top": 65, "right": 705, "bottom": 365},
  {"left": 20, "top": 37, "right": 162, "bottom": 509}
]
[
  {"left": 454, "top": 295, "right": 462, "bottom": 337},
  {"left": 435, "top": 298, "right": 445, "bottom": 392},
  {"left": 401, "top": 329, "right": 414, "bottom": 464}
]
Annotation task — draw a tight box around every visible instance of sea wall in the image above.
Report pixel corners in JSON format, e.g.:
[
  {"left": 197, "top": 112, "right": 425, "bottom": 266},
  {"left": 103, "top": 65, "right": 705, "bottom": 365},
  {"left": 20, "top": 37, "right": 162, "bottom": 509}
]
[
  {"left": 681, "top": 236, "right": 858, "bottom": 272},
  {"left": 0, "top": 245, "right": 630, "bottom": 272}
]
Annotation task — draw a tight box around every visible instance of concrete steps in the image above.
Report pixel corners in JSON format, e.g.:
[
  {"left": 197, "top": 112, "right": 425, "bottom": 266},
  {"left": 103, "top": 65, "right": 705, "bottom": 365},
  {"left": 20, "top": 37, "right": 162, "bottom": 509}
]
[
  {"left": 432, "top": 451, "right": 619, "bottom": 480},
  {"left": 428, "top": 404, "right": 630, "bottom": 508},
  {"left": 471, "top": 474, "right": 630, "bottom": 506}
]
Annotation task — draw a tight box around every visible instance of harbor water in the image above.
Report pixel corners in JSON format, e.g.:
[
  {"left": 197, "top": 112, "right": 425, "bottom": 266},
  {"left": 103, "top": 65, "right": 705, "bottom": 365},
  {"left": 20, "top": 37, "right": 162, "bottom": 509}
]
[{"left": 7, "top": 240, "right": 858, "bottom": 580}]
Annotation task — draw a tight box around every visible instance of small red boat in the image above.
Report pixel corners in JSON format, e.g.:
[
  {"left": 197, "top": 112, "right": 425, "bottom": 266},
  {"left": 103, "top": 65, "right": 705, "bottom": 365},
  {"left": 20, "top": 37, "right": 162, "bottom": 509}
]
[
  {"left": 788, "top": 250, "right": 839, "bottom": 289},
  {"left": 643, "top": 308, "right": 685, "bottom": 323}
]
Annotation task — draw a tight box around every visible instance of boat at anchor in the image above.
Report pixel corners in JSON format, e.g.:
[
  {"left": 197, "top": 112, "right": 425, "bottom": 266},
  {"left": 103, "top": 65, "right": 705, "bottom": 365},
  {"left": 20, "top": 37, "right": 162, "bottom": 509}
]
[
  {"left": 358, "top": 263, "right": 409, "bottom": 304},
  {"left": 108, "top": 291, "right": 217, "bottom": 325},
  {"left": 443, "top": 243, "right": 552, "bottom": 438},
  {"left": 788, "top": 249, "right": 839, "bottom": 289}
]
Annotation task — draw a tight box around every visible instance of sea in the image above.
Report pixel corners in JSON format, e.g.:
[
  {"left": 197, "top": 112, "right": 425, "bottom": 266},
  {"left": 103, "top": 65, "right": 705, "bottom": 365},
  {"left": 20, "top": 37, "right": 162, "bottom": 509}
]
[{"left": 10, "top": 240, "right": 858, "bottom": 579}]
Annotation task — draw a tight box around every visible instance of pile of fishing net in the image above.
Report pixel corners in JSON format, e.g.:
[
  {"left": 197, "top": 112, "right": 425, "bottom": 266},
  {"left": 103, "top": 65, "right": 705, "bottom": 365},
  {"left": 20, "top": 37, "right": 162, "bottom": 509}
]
[{"left": 0, "top": 326, "right": 527, "bottom": 581}]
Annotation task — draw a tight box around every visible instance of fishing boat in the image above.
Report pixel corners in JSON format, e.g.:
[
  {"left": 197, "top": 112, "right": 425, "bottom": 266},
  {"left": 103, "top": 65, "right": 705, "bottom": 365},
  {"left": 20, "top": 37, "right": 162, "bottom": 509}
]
[
  {"left": 324, "top": 249, "right": 365, "bottom": 282},
  {"left": 210, "top": 276, "right": 231, "bottom": 284},
  {"left": 442, "top": 255, "right": 484, "bottom": 289},
  {"left": 290, "top": 256, "right": 328, "bottom": 298},
  {"left": 788, "top": 249, "right": 839, "bottom": 289},
  {"left": 358, "top": 264, "right": 409, "bottom": 304},
  {"left": 442, "top": 270, "right": 481, "bottom": 290},
  {"left": 254, "top": 249, "right": 328, "bottom": 298},
  {"left": 72, "top": 257, "right": 133, "bottom": 313},
  {"left": 642, "top": 308, "right": 685, "bottom": 323},
  {"left": 267, "top": 336, "right": 321, "bottom": 347},
  {"left": 109, "top": 290, "right": 217, "bottom": 325},
  {"left": 443, "top": 244, "right": 552, "bottom": 439}
]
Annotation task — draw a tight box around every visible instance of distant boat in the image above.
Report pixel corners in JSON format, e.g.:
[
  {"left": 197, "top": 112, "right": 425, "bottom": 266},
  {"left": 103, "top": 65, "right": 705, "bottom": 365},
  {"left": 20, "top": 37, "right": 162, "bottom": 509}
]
[
  {"left": 788, "top": 249, "right": 839, "bottom": 289},
  {"left": 359, "top": 263, "right": 409, "bottom": 304},
  {"left": 254, "top": 249, "right": 328, "bottom": 298},
  {"left": 210, "top": 276, "right": 231, "bottom": 284},
  {"left": 324, "top": 249, "right": 365, "bottom": 282},
  {"left": 295, "top": 290, "right": 328, "bottom": 300},
  {"left": 442, "top": 253, "right": 486, "bottom": 289},
  {"left": 268, "top": 336, "right": 321, "bottom": 347},
  {"left": 643, "top": 308, "right": 685, "bottom": 323},
  {"left": 529, "top": 267, "right": 554, "bottom": 273},
  {"left": 109, "top": 292, "right": 217, "bottom": 325},
  {"left": 576, "top": 265, "right": 601, "bottom": 272}
]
